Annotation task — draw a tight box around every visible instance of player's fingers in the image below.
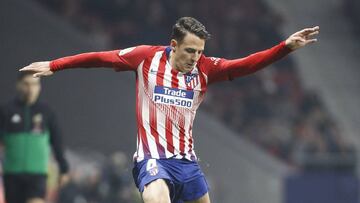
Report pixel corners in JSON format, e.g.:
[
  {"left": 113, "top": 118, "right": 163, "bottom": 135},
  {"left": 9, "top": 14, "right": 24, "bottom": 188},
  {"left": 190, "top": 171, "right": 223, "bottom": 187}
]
[
  {"left": 19, "top": 65, "right": 34, "bottom": 72},
  {"left": 33, "top": 73, "right": 41, "bottom": 78},
  {"left": 305, "top": 39, "right": 318, "bottom": 45},
  {"left": 299, "top": 26, "right": 320, "bottom": 35},
  {"left": 304, "top": 26, "right": 320, "bottom": 32},
  {"left": 313, "top": 26, "right": 320, "bottom": 31},
  {"left": 307, "top": 31, "right": 319, "bottom": 37},
  {"left": 20, "top": 63, "right": 43, "bottom": 72},
  {"left": 292, "top": 36, "right": 306, "bottom": 43}
]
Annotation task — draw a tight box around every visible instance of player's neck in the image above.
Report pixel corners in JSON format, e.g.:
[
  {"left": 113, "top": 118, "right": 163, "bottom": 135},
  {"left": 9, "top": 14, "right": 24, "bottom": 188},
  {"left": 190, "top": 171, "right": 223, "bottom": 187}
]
[
  {"left": 169, "top": 50, "right": 184, "bottom": 73},
  {"left": 168, "top": 50, "right": 178, "bottom": 71}
]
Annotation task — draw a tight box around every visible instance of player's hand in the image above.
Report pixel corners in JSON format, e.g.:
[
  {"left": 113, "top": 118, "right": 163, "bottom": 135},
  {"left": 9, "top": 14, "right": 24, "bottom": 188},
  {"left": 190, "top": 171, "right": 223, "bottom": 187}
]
[
  {"left": 19, "top": 61, "right": 54, "bottom": 78},
  {"left": 285, "top": 26, "right": 320, "bottom": 50}
]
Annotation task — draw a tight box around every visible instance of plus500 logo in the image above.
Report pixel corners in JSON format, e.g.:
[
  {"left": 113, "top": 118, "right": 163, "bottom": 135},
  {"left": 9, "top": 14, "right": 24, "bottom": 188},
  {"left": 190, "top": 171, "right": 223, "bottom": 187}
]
[{"left": 153, "top": 86, "right": 194, "bottom": 108}]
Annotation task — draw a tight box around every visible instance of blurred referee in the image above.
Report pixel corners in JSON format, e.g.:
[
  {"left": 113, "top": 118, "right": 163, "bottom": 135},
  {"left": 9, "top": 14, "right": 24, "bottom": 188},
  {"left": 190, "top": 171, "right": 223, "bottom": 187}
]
[{"left": 0, "top": 72, "right": 69, "bottom": 203}]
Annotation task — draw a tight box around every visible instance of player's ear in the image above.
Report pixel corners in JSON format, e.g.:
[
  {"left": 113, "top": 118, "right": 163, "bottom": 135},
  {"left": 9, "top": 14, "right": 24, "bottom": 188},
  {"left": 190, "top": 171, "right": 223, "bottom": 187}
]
[{"left": 170, "top": 39, "right": 178, "bottom": 52}]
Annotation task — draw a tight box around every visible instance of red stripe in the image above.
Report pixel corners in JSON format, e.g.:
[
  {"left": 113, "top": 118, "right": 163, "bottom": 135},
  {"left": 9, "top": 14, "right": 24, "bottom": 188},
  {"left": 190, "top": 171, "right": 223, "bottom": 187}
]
[
  {"left": 179, "top": 117, "right": 186, "bottom": 155},
  {"left": 166, "top": 118, "right": 174, "bottom": 153},
  {"left": 171, "top": 69, "right": 179, "bottom": 88},
  {"left": 199, "top": 71, "right": 208, "bottom": 92},
  {"left": 156, "top": 54, "right": 166, "bottom": 86},
  {"left": 188, "top": 121, "right": 193, "bottom": 148}
]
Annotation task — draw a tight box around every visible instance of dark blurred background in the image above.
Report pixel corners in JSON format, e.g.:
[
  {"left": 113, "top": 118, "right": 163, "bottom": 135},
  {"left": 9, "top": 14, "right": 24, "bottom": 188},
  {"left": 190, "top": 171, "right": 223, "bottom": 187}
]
[{"left": 0, "top": 0, "right": 360, "bottom": 202}]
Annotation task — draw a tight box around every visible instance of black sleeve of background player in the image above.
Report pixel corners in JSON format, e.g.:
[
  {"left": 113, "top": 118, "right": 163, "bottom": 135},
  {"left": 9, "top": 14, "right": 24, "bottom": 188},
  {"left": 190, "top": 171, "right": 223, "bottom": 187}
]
[
  {"left": 0, "top": 106, "right": 5, "bottom": 141},
  {"left": 48, "top": 108, "right": 69, "bottom": 174}
]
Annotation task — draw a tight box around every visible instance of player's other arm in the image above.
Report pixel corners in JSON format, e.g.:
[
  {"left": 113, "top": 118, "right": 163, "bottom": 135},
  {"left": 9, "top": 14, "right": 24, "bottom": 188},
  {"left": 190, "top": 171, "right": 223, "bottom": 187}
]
[
  {"left": 206, "top": 26, "right": 319, "bottom": 84},
  {"left": 19, "top": 46, "right": 152, "bottom": 77}
]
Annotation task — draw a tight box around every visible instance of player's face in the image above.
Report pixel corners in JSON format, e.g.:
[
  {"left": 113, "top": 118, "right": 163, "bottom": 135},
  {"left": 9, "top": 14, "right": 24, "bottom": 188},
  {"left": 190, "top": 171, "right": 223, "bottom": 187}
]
[
  {"left": 16, "top": 75, "right": 41, "bottom": 105},
  {"left": 171, "top": 32, "right": 205, "bottom": 73}
]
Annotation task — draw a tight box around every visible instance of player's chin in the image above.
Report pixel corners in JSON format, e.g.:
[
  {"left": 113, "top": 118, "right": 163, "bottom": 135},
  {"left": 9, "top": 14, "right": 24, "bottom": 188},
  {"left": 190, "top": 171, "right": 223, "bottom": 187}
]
[{"left": 182, "top": 65, "right": 194, "bottom": 72}]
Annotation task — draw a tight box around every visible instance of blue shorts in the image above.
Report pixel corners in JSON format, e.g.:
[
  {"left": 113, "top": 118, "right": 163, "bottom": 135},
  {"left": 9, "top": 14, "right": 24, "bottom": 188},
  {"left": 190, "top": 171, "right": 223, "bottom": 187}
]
[{"left": 132, "top": 158, "right": 209, "bottom": 202}]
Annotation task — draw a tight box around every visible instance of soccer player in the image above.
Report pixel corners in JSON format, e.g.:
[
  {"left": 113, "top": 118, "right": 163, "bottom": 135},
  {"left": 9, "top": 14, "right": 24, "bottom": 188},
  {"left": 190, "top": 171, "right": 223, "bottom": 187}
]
[
  {"left": 19, "top": 17, "right": 319, "bottom": 203},
  {"left": 0, "top": 72, "right": 70, "bottom": 203}
]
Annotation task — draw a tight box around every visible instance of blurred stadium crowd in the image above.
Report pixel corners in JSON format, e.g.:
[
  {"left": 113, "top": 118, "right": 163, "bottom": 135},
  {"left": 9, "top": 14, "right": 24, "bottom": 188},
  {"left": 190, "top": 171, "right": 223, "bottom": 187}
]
[
  {"left": 342, "top": 0, "right": 360, "bottom": 35},
  {"left": 52, "top": 150, "right": 141, "bottom": 203},
  {"left": 3, "top": 0, "right": 352, "bottom": 202}
]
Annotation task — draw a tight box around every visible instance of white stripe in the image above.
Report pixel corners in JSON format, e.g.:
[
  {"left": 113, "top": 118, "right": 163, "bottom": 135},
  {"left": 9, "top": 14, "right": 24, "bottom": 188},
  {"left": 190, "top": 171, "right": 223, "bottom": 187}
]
[
  {"left": 136, "top": 133, "right": 145, "bottom": 162},
  {"left": 148, "top": 51, "right": 163, "bottom": 93},
  {"left": 177, "top": 72, "right": 186, "bottom": 88},
  {"left": 141, "top": 52, "right": 163, "bottom": 159},
  {"left": 149, "top": 51, "right": 164, "bottom": 74}
]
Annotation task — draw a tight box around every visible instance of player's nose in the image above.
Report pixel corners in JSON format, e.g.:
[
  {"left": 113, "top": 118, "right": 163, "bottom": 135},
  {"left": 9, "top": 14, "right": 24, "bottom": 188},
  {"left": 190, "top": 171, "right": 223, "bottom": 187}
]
[{"left": 192, "top": 54, "right": 200, "bottom": 62}]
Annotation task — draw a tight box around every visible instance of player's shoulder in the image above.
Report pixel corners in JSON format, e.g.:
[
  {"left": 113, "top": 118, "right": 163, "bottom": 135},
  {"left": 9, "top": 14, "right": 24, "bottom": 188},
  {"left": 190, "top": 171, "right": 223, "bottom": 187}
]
[
  {"left": 119, "top": 45, "right": 166, "bottom": 55},
  {"left": 197, "top": 54, "right": 223, "bottom": 72},
  {"left": 147, "top": 45, "right": 167, "bottom": 51}
]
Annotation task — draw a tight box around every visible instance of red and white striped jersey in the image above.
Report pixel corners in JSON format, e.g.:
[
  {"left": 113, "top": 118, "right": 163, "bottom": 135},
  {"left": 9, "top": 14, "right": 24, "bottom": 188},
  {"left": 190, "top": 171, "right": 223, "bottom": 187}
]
[
  {"left": 50, "top": 42, "right": 291, "bottom": 162},
  {"left": 132, "top": 46, "right": 207, "bottom": 161}
]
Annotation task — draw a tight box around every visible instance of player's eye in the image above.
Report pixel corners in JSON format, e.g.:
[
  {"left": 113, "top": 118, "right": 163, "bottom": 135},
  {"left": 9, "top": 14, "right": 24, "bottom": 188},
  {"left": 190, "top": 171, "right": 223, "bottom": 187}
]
[{"left": 185, "top": 48, "right": 196, "bottom": 53}]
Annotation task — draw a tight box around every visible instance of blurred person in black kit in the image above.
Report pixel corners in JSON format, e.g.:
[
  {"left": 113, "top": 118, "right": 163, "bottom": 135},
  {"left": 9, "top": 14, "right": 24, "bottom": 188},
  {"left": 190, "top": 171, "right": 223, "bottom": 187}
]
[{"left": 0, "top": 72, "right": 70, "bottom": 203}]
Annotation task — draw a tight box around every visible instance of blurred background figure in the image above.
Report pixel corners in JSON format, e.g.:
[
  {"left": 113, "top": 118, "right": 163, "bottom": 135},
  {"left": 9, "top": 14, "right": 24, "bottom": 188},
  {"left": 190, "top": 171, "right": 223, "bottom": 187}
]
[{"left": 0, "top": 72, "right": 69, "bottom": 203}]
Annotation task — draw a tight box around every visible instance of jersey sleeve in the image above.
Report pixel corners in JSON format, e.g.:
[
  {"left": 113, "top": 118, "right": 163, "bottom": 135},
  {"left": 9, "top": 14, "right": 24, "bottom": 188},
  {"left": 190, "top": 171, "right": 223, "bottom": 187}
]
[
  {"left": 202, "top": 41, "right": 292, "bottom": 84},
  {"left": 50, "top": 45, "right": 153, "bottom": 72}
]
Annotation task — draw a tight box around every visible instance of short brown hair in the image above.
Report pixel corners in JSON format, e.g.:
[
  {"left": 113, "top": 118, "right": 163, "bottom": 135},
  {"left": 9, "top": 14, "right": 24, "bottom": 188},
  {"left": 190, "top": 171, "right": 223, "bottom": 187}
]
[{"left": 171, "top": 17, "right": 211, "bottom": 42}]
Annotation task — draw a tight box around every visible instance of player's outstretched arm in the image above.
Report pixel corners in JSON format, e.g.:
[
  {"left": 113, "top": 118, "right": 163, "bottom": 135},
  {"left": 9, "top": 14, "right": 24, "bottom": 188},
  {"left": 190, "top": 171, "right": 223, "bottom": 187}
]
[
  {"left": 285, "top": 26, "right": 319, "bottom": 50},
  {"left": 19, "top": 46, "right": 153, "bottom": 78},
  {"left": 19, "top": 50, "right": 121, "bottom": 78},
  {"left": 206, "top": 26, "right": 320, "bottom": 84}
]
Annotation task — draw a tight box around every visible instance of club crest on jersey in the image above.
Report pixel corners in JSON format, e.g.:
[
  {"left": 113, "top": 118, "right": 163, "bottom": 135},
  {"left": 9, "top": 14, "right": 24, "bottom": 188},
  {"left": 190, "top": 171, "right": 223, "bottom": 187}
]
[
  {"left": 185, "top": 73, "right": 199, "bottom": 89},
  {"left": 153, "top": 86, "right": 194, "bottom": 108}
]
